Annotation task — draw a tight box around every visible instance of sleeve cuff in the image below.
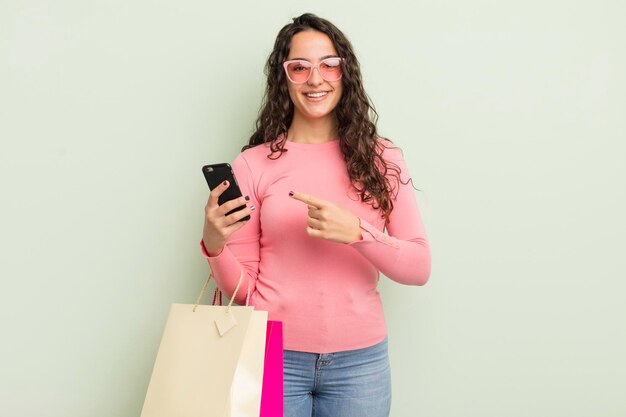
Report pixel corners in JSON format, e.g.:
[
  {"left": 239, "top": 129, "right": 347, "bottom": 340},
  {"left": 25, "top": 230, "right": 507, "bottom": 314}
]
[
  {"left": 350, "top": 218, "right": 400, "bottom": 248},
  {"left": 357, "top": 218, "right": 377, "bottom": 242}
]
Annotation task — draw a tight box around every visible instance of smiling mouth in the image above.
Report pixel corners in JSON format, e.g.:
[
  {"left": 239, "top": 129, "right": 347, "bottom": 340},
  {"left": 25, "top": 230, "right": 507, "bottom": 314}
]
[{"left": 304, "top": 92, "right": 328, "bottom": 98}]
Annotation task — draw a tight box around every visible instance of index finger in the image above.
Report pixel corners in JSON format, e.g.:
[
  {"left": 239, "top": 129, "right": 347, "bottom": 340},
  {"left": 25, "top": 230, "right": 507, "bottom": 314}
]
[{"left": 289, "top": 191, "right": 326, "bottom": 209}]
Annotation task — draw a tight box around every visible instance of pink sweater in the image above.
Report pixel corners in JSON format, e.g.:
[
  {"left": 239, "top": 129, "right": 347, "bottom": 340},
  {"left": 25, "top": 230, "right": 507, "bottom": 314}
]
[{"left": 202, "top": 139, "right": 430, "bottom": 353}]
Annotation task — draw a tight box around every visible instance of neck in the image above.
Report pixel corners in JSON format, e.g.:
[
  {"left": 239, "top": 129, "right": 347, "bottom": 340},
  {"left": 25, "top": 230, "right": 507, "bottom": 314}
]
[{"left": 287, "top": 114, "right": 338, "bottom": 144}]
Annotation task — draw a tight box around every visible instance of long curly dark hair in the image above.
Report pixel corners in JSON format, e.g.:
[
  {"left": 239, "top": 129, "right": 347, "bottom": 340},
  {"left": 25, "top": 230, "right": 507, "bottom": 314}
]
[{"left": 245, "top": 13, "right": 402, "bottom": 223}]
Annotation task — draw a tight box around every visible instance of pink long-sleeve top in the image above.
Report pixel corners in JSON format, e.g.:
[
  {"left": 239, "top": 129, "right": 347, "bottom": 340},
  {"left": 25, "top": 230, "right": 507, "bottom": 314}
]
[{"left": 202, "top": 138, "right": 430, "bottom": 353}]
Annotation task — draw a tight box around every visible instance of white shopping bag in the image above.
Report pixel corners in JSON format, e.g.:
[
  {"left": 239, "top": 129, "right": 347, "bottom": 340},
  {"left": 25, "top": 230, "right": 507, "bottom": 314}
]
[{"left": 141, "top": 273, "right": 267, "bottom": 417}]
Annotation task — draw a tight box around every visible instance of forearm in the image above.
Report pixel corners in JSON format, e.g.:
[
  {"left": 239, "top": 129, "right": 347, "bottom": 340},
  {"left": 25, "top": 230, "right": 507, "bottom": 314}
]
[
  {"left": 200, "top": 241, "right": 258, "bottom": 304},
  {"left": 349, "top": 219, "right": 431, "bottom": 285}
]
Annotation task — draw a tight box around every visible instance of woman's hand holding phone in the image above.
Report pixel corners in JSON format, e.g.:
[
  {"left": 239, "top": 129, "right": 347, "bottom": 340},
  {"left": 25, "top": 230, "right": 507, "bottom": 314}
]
[{"left": 202, "top": 180, "right": 255, "bottom": 256}]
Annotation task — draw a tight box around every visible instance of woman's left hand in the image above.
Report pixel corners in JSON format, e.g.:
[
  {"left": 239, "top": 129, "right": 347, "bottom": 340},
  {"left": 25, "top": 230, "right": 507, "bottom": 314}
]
[{"left": 290, "top": 191, "right": 362, "bottom": 244}]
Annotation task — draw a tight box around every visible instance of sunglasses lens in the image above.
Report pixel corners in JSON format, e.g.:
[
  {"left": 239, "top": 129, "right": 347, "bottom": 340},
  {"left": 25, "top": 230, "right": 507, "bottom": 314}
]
[
  {"left": 319, "top": 58, "right": 342, "bottom": 81},
  {"left": 285, "top": 61, "right": 312, "bottom": 83}
]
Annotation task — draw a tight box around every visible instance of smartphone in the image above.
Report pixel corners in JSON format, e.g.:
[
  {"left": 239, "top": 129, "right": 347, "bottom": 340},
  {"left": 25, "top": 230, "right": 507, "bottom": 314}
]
[{"left": 202, "top": 163, "right": 251, "bottom": 221}]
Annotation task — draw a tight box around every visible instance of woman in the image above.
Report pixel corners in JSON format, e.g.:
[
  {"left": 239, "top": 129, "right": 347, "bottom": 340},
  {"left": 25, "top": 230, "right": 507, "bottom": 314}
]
[{"left": 201, "top": 13, "right": 430, "bottom": 417}]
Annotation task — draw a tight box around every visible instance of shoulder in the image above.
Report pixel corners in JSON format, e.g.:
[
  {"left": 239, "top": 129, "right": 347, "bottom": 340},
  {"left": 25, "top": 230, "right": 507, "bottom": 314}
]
[
  {"left": 233, "top": 143, "right": 272, "bottom": 170},
  {"left": 232, "top": 142, "right": 287, "bottom": 182},
  {"left": 374, "top": 137, "right": 413, "bottom": 183},
  {"left": 238, "top": 143, "right": 272, "bottom": 162},
  {"left": 375, "top": 137, "right": 405, "bottom": 163}
]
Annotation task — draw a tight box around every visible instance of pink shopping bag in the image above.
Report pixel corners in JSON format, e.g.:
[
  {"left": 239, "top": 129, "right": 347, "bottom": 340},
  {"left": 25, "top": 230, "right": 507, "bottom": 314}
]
[{"left": 260, "top": 321, "right": 283, "bottom": 417}]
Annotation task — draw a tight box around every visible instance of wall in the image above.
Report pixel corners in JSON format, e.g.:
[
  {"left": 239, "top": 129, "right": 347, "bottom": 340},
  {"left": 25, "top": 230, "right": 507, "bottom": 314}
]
[{"left": 1, "top": 1, "right": 624, "bottom": 416}]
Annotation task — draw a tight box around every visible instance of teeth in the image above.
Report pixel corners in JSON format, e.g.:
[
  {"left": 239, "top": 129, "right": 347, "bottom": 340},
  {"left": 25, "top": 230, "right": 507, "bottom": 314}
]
[{"left": 305, "top": 92, "right": 327, "bottom": 98}]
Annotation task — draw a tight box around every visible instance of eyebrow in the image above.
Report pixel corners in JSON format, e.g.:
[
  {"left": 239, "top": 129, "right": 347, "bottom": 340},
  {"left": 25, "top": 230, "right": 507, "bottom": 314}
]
[{"left": 288, "top": 54, "right": 340, "bottom": 61}]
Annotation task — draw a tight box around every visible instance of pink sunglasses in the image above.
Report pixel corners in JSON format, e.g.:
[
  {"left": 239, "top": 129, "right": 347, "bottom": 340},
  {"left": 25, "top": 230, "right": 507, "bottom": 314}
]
[{"left": 282, "top": 57, "right": 344, "bottom": 84}]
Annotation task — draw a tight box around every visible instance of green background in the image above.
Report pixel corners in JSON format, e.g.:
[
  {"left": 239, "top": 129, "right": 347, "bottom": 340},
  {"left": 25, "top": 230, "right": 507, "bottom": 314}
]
[{"left": 1, "top": 1, "right": 624, "bottom": 416}]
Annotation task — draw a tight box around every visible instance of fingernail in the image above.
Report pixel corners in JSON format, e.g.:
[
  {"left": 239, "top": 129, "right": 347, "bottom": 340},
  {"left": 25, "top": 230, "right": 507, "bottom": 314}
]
[
  {"left": 250, "top": 205, "right": 256, "bottom": 211},
  {"left": 245, "top": 195, "right": 250, "bottom": 201},
  {"left": 288, "top": 191, "right": 294, "bottom": 197},
  {"left": 222, "top": 180, "right": 228, "bottom": 186}
]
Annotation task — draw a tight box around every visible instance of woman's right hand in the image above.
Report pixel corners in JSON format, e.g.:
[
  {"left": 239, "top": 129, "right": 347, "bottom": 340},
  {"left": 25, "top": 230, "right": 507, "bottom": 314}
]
[{"left": 202, "top": 180, "right": 255, "bottom": 256}]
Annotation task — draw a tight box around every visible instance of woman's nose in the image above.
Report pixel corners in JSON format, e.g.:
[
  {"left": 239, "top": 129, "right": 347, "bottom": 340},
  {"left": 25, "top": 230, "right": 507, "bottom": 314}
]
[{"left": 307, "top": 67, "right": 324, "bottom": 86}]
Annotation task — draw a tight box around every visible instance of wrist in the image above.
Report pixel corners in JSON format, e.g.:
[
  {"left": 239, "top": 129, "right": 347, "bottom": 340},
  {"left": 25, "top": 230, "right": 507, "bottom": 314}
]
[
  {"left": 345, "top": 217, "right": 363, "bottom": 243},
  {"left": 201, "top": 239, "right": 224, "bottom": 257}
]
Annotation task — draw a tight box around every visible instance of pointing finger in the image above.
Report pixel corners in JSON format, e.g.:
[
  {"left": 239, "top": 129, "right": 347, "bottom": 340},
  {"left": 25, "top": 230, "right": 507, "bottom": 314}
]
[{"left": 289, "top": 191, "right": 326, "bottom": 209}]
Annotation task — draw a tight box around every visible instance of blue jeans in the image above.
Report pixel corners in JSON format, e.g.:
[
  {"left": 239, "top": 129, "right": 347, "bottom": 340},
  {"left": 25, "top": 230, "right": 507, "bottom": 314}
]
[{"left": 283, "top": 338, "right": 391, "bottom": 417}]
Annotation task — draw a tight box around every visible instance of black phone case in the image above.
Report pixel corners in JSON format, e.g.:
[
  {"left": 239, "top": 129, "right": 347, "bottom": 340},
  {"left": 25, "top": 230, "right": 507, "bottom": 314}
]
[{"left": 202, "top": 163, "right": 251, "bottom": 221}]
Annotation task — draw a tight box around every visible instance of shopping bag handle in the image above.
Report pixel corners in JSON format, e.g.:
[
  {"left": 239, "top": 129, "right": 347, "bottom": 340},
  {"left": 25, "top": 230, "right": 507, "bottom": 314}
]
[{"left": 192, "top": 270, "right": 250, "bottom": 312}]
